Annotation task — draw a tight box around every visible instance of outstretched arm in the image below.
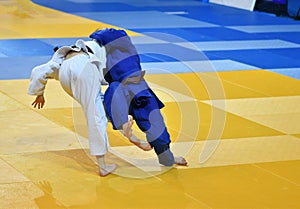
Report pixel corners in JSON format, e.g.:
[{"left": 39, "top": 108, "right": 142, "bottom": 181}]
[{"left": 32, "top": 94, "right": 45, "bottom": 109}]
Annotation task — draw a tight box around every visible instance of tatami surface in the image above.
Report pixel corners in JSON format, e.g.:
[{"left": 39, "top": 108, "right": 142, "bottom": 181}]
[{"left": 0, "top": 0, "right": 300, "bottom": 208}]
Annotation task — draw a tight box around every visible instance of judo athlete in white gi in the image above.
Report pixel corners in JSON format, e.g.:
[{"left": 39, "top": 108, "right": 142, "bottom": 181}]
[
  {"left": 90, "top": 28, "right": 187, "bottom": 166},
  {"left": 28, "top": 39, "right": 117, "bottom": 176}
]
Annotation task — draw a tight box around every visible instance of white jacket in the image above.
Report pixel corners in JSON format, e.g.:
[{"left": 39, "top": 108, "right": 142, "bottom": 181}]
[{"left": 28, "top": 40, "right": 106, "bottom": 96}]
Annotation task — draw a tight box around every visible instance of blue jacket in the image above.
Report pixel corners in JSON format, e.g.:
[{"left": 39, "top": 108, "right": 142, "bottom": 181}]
[
  {"left": 90, "top": 28, "right": 142, "bottom": 83},
  {"left": 90, "top": 28, "right": 165, "bottom": 130}
]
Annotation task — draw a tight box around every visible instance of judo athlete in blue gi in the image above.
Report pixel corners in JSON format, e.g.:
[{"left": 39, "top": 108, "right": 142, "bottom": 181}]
[
  {"left": 28, "top": 40, "right": 117, "bottom": 176},
  {"left": 90, "top": 28, "right": 187, "bottom": 166}
]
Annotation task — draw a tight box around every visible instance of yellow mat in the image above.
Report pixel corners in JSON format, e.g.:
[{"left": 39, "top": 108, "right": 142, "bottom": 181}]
[
  {"left": 0, "top": 1, "right": 300, "bottom": 208},
  {"left": 0, "top": 0, "right": 140, "bottom": 39},
  {"left": 1, "top": 70, "right": 300, "bottom": 208}
]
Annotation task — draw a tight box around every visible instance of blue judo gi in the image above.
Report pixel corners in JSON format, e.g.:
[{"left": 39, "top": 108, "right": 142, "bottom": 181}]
[{"left": 90, "top": 28, "right": 175, "bottom": 166}]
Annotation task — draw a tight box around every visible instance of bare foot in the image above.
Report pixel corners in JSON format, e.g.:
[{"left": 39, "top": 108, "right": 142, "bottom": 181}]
[
  {"left": 122, "top": 116, "right": 133, "bottom": 138},
  {"left": 99, "top": 164, "right": 117, "bottom": 177},
  {"left": 129, "top": 135, "right": 153, "bottom": 151},
  {"left": 121, "top": 116, "right": 152, "bottom": 151},
  {"left": 175, "top": 157, "right": 188, "bottom": 166}
]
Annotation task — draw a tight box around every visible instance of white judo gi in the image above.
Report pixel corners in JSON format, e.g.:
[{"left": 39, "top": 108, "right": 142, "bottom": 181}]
[{"left": 28, "top": 40, "right": 109, "bottom": 156}]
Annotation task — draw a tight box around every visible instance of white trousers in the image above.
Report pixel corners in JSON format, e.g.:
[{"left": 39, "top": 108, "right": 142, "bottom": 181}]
[{"left": 59, "top": 54, "right": 109, "bottom": 156}]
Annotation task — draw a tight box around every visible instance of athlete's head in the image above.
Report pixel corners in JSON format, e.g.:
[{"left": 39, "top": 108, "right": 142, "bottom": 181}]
[{"left": 84, "top": 40, "right": 101, "bottom": 57}]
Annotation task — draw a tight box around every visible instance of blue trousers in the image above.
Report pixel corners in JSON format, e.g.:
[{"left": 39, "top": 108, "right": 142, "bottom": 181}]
[{"left": 104, "top": 80, "right": 175, "bottom": 166}]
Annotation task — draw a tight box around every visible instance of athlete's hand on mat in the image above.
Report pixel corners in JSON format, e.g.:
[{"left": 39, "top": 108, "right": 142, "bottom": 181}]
[{"left": 32, "top": 94, "right": 45, "bottom": 109}]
